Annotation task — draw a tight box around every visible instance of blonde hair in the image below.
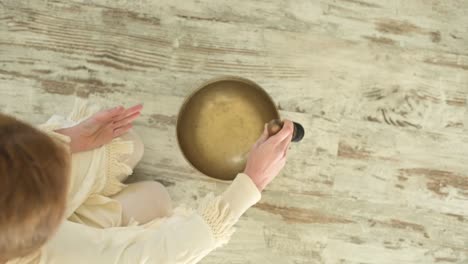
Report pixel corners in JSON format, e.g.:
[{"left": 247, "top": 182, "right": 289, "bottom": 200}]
[{"left": 0, "top": 114, "right": 70, "bottom": 261}]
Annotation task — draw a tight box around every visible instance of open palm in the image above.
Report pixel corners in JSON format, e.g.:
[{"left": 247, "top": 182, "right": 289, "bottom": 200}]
[{"left": 57, "top": 104, "right": 143, "bottom": 153}]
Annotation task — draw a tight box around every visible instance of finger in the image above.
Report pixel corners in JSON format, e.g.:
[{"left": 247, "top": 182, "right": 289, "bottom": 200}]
[
  {"left": 277, "top": 132, "right": 293, "bottom": 155},
  {"left": 278, "top": 127, "right": 293, "bottom": 149},
  {"left": 282, "top": 144, "right": 291, "bottom": 159},
  {"left": 269, "top": 120, "right": 294, "bottom": 144},
  {"left": 113, "top": 123, "right": 133, "bottom": 137},
  {"left": 95, "top": 106, "right": 125, "bottom": 121},
  {"left": 116, "top": 104, "right": 143, "bottom": 120},
  {"left": 112, "top": 111, "right": 141, "bottom": 129}
]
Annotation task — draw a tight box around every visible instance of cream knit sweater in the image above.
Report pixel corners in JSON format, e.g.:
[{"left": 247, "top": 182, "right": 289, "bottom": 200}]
[{"left": 8, "top": 100, "right": 261, "bottom": 264}]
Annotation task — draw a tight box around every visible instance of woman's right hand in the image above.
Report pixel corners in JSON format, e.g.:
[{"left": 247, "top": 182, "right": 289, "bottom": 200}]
[{"left": 244, "top": 120, "right": 294, "bottom": 191}]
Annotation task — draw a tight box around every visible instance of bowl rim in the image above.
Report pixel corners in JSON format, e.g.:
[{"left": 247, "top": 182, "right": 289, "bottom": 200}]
[{"left": 176, "top": 75, "right": 280, "bottom": 182}]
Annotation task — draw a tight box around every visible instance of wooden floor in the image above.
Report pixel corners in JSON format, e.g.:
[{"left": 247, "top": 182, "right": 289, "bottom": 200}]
[{"left": 1, "top": 0, "right": 468, "bottom": 263}]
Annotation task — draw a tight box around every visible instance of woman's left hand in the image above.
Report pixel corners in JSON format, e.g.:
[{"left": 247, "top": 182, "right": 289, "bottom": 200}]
[{"left": 56, "top": 104, "right": 143, "bottom": 153}]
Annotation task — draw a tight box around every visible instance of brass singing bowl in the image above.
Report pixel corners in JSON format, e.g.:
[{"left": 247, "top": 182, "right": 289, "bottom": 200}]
[{"left": 177, "top": 76, "right": 280, "bottom": 181}]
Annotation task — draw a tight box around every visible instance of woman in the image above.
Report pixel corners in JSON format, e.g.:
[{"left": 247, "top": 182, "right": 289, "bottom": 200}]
[{"left": 1, "top": 99, "right": 293, "bottom": 264}]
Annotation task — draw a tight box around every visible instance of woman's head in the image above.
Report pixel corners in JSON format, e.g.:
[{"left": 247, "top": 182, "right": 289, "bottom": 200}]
[{"left": 0, "top": 114, "right": 70, "bottom": 261}]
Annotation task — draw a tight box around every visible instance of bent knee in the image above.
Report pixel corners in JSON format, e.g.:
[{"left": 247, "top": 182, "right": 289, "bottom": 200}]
[
  {"left": 115, "top": 181, "right": 173, "bottom": 224},
  {"left": 138, "top": 181, "right": 173, "bottom": 217}
]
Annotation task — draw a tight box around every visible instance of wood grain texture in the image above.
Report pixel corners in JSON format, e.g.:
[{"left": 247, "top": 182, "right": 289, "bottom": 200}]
[{"left": 1, "top": 0, "right": 467, "bottom": 263}]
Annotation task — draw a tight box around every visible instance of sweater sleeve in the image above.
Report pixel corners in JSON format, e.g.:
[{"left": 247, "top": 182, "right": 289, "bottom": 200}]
[
  {"left": 38, "top": 173, "right": 261, "bottom": 264},
  {"left": 36, "top": 121, "right": 71, "bottom": 144}
]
